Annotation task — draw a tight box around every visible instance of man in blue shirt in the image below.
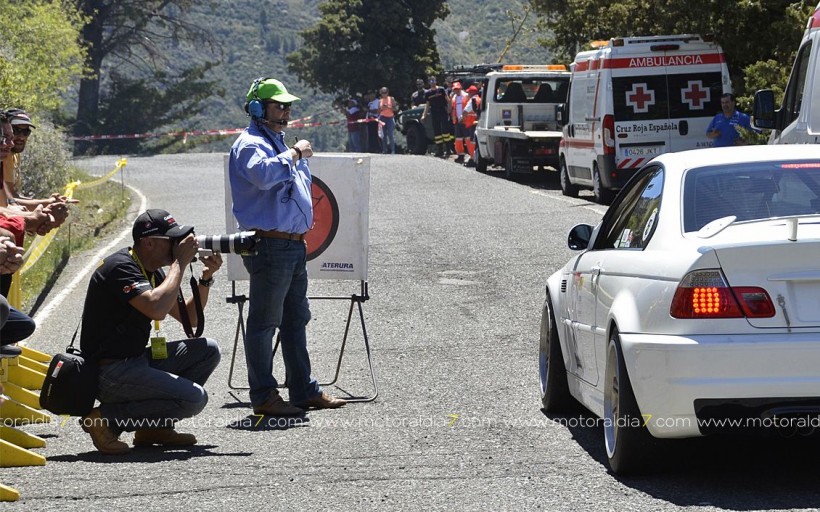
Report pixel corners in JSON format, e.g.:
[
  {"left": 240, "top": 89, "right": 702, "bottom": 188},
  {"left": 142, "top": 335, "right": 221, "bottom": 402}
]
[
  {"left": 229, "top": 77, "right": 346, "bottom": 416},
  {"left": 706, "top": 93, "right": 758, "bottom": 147}
]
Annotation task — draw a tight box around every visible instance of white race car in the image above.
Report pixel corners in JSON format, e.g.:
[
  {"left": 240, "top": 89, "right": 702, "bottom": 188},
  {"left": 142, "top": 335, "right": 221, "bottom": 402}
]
[{"left": 540, "top": 144, "right": 820, "bottom": 474}]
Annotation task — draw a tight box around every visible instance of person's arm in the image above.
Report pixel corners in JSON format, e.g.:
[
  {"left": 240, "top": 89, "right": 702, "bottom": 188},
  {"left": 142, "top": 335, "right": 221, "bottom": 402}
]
[
  {"left": 706, "top": 115, "right": 720, "bottom": 139},
  {"left": 128, "top": 235, "right": 197, "bottom": 321},
  {"left": 168, "top": 252, "right": 223, "bottom": 328}
]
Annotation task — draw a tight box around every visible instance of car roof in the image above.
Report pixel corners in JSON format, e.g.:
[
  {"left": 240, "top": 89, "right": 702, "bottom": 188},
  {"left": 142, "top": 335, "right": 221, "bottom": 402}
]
[{"left": 652, "top": 145, "right": 820, "bottom": 173}]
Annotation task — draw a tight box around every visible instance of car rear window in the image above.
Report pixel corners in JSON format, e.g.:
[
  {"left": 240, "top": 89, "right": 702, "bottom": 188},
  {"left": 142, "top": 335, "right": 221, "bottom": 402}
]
[{"left": 683, "top": 161, "right": 820, "bottom": 232}]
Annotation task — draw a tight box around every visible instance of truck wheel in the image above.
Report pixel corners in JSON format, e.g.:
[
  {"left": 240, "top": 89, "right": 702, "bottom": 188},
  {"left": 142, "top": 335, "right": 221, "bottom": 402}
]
[
  {"left": 560, "top": 159, "right": 579, "bottom": 198},
  {"left": 593, "top": 163, "right": 615, "bottom": 205},
  {"left": 504, "top": 143, "right": 517, "bottom": 181},
  {"left": 405, "top": 124, "right": 428, "bottom": 155},
  {"left": 475, "top": 144, "right": 488, "bottom": 173}
]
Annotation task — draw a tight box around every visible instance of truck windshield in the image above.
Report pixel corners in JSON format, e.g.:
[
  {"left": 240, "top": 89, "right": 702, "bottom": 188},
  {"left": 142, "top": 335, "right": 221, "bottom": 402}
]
[{"left": 495, "top": 78, "right": 569, "bottom": 104}]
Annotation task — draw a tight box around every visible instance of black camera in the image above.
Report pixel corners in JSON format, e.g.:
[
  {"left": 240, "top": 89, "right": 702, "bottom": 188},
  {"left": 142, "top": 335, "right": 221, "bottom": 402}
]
[{"left": 195, "top": 231, "right": 258, "bottom": 256}]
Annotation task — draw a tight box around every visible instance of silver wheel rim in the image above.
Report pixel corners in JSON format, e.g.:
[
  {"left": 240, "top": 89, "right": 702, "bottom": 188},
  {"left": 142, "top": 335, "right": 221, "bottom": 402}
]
[{"left": 604, "top": 342, "right": 619, "bottom": 459}]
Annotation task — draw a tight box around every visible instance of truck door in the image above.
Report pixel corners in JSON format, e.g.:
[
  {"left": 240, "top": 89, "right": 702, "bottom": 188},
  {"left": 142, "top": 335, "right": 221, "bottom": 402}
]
[{"left": 775, "top": 36, "right": 818, "bottom": 144}]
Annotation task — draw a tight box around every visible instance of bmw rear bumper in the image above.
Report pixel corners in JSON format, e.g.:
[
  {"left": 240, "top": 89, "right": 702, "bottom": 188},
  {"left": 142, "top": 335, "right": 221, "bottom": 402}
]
[{"left": 619, "top": 332, "right": 820, "bottom": 438}]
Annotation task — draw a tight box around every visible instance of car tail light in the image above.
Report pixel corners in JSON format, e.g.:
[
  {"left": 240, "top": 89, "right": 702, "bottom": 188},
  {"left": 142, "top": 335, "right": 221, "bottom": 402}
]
[
  {"left": 670, "top": 270, "right": 775, "bottom": 319},
  {"left": 603, "top": 115, "right": 615, "bottom": 155}
]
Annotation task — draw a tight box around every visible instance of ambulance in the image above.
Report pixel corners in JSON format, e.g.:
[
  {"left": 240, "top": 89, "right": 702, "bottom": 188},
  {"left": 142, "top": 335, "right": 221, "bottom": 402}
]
[
  {"left": 559, "top": 34, "right": 732, "bottom": 203},
  {"left": 753, "top": 2, "right": 820, "bottom": 144}
]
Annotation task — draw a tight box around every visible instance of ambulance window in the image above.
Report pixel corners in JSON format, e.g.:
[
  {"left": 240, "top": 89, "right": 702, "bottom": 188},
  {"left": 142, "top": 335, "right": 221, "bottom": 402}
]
[
  {"left": 668, "top": 72, "right": 723, "bottom": 119},
  {"left": 784, "top": 40, "right": 812, "bottom": 126}
]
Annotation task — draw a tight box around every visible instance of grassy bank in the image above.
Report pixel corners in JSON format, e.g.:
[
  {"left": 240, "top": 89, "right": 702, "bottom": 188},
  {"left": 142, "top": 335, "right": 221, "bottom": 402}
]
[{"left": 20, "top": 168, "right": 132, "bottom": 313}]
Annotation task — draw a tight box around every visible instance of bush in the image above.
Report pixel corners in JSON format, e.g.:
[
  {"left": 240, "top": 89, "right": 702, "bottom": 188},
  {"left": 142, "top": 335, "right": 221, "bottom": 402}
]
[{"left": 17, "top": 119, "right": 72, "bottom": 199}]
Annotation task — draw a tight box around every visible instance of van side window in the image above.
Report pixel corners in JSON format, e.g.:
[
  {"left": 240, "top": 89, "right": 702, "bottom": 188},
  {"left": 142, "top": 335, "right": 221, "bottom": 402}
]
[{"left": 783, "top": 40, "right": 812, "bottom": 126}]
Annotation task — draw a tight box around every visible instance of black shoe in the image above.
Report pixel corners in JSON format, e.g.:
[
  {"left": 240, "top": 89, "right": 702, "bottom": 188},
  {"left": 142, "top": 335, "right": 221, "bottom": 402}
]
[
  {"left": 0, "top": 344, "right": 21, "bottom": 357},
  {"left": 455, "top": 155, "right": 464, "bottom": 163}
]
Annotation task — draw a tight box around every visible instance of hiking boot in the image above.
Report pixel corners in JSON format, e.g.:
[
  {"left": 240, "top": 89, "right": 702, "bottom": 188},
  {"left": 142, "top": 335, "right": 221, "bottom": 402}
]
[
  {"left": 134, "top": 428, "right": 197, "bottom": 447},
  {"left": 253, "top": 390, "right": 303, "bottom": 416},
  {"left": 80, "top": 408, "right": 130, "bottom": 455},
  {"left": 454, "top": 155, "right": 465, "bottom": 164}
]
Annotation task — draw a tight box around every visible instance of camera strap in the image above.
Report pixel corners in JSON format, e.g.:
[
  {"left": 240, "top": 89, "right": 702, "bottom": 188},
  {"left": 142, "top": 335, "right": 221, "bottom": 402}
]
[{"left": 176, "top": 271, "right": 204, "bottom": 339}]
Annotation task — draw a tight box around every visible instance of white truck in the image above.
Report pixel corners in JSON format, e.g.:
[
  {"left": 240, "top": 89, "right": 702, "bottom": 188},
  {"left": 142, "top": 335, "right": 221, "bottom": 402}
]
[
  {"left": 558, "top": 34, "right": 732, "bottom": 204},
  {"left": 473, "top": 65, "right": 571, "bottom": 180},
  {"left": 753, "top": 2, "right": 820, "bottom": 143}
]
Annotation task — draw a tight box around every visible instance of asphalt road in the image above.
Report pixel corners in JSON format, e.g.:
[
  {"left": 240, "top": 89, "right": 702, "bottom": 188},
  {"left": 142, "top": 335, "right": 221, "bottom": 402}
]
[{"left": 4, "top": 153, "right": 820, "bottom": 511}]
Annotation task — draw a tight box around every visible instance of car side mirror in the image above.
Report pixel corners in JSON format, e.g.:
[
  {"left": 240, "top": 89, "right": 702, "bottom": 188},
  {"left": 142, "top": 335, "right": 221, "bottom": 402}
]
[
  {"left": 567, "top": 224, "right": 594, "bottom": 250},
  {"left": 556, "top": 104, "right": 568, "bottom": 127},
  {"left": 753, "top": 89, "right": 775, "bottom": 130}
]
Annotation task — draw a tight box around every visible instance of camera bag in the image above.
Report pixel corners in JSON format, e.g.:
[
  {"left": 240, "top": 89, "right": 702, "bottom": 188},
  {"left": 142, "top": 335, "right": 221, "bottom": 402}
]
[{"left": 39, "top": 324, "right": 98, "bottom": 416}]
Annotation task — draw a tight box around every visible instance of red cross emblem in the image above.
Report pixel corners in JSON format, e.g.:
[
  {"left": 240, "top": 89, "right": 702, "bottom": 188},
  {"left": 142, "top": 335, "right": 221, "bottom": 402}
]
[
  {"left": 625, "top": 83, "right": 655, "bottom": 113},
  {"left": 681, "top": 80, "right": 709, "bottom": 110}
]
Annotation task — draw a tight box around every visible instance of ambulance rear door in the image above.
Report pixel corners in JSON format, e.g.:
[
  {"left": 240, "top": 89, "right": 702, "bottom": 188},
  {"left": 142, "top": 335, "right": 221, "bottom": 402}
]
[{"left": 609, "top": 39, "right": 727, "bottom": 169}]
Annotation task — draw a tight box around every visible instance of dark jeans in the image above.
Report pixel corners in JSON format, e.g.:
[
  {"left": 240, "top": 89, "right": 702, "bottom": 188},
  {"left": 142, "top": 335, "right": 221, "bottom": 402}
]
[{"left": 97, "top": 338, "right": 221, "bottom": 433}]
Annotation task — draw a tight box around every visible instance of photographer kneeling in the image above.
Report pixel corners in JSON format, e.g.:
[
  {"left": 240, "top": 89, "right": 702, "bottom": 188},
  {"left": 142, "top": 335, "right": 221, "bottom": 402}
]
[{"left": 79, "top": 209, "right": 222, "bottom": 455}]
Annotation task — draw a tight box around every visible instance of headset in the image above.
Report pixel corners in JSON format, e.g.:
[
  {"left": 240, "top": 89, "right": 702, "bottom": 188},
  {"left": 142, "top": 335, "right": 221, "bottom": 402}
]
[{"left": 247, "top": 77, "right": 269, "bottom": 119}]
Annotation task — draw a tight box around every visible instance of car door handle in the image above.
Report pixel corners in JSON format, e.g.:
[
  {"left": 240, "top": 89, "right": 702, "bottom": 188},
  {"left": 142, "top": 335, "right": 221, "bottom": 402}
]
[{"left": 591, "top": 266, "right": 602, "bottom": 287}]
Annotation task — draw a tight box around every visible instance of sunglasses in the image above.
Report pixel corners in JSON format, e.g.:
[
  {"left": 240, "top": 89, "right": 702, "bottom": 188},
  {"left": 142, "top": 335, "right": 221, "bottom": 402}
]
[
  {"left": 266, "top": 102, "right": 292, "bottom": 111},
  {"left": 12, "top": 127, "right": 31, "bottom": 136}
]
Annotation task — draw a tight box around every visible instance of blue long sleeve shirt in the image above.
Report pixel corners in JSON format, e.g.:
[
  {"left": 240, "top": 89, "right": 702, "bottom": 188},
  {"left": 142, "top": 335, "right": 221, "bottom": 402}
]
[{"left": 228, "top": 122, "right": 313, "bottom": 233}]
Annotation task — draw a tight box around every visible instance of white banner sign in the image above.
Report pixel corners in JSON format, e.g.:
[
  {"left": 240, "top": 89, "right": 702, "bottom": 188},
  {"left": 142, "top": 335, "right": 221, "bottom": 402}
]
[{"left": 224, "top": 153, "right": 370, "bottom": 281}]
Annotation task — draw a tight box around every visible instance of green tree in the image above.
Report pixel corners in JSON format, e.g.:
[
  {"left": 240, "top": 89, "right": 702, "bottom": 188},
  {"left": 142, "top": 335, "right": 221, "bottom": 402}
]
[
  {"left": 288, "top": 0, "right": 450, "bottom": 103},
  {"left": 72, "top": 0, "right": 220, "bottom": 154},
  {"left": 530, "top": 0, "right": 815, "bottom": 98},
  {"left": 0, "top": 1, "right": 86, "bottom": 111}
]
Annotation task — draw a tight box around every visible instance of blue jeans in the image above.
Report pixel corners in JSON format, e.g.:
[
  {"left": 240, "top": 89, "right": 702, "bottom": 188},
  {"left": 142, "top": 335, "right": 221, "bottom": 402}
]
[
  {"left": 97, "top": 338, "right": 221, "bottom": 433},
  {"left": 380, "top": 116, "right": 395, "bottom": 154},
  {"left": 0, "top": 306, "right": 35, "bottom": 345},
  {"left": 242, "top": 238, "right": 319, "bottom": 406},
  {"left": 348, "top": 130, "right": 362, "bottom": 152}
]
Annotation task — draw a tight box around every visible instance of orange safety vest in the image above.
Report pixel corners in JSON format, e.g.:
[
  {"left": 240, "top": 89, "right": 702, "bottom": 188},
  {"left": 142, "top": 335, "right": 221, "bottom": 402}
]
[
  {"left": 462, "top": 95, "right": 481, "bottom": 128},
  {"left": 451, "top": 93, "right": 470, "bottom": 124}
]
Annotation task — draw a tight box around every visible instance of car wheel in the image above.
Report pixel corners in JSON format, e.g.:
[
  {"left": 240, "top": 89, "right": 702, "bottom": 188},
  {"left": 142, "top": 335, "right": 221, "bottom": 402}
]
[
  {"left": 405, "top": 124, "right": 428, "bottom": 155},
  {"left": 539, "top": 296, "right": 572, "bottom": 412},
  {"left": 560, "top": 158, "right": 579, "bottom": 197},
  {"left": 604, "top": 328, "right": 656, "bottom": 475},
  {"left": 476, "top": 144, "right": 488, "bottom": 173},
  {"left": 593, "top": 163, "right": 614, "bottom": 205},
  {"left": 504, "top": 143, "right": 517, "bottom": 181}
]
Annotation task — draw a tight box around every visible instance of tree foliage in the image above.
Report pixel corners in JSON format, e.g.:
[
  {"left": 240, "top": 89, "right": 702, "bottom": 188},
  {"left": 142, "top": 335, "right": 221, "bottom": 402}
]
[
  {"left": 72, "top": 0, "right": 221, "bottom": 154},
  {"left": 0, "top": 0, "right": 86, "bottom": 111},
  {"left": 531, "top": 0, "right": 816, "bottom": 99},
  {"left": 287, "top": 0, "right": 450, "bottom": 102}
]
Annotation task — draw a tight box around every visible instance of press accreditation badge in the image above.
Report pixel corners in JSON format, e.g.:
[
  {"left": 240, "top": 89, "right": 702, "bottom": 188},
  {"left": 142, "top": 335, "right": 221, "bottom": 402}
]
[{"left": 150, "top": 336, "right": 168, "bottom": 359}]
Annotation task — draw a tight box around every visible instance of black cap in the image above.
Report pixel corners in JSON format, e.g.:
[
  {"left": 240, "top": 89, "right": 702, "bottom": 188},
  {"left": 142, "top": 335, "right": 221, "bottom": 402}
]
[{"left": 132, "top": 209, "right": 193, "bottom": 242}]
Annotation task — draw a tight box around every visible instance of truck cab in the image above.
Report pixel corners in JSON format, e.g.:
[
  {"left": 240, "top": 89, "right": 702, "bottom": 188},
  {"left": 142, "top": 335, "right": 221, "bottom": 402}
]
[
  {"left": 753, "top": 2, "right": 820, "bottom": 144},
  {"left": 473, "top": 65, "right": 570, "bottom": 180}
]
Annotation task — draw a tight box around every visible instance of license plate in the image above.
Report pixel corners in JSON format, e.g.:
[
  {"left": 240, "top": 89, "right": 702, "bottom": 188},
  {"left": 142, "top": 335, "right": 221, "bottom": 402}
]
[{"left": 622, "top": 146, "right": 662, "bottom": 158}]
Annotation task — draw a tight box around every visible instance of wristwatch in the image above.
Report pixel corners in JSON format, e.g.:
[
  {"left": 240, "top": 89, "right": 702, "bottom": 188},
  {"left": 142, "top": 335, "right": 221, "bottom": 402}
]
[{"left": 198, "top": 276, "right": 214, "bottom": 288}]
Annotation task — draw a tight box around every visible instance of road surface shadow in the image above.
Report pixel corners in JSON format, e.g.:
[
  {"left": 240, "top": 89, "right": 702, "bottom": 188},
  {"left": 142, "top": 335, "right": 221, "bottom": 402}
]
[
  {"left": 49, "top": 445, "right": 251, "bottom": 463},
  {"left": 544, "top": 407, "right": 820, "bottom": 509}
]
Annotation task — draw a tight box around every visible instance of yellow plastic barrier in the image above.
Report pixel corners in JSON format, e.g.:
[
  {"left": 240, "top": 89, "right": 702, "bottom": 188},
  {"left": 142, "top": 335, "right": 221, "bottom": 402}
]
[
  {"left": 0, "top": 483, "right": 20, "bottom": 502},
  {"left": 17, "top": 355, "right": 48, "bottom": 374},
  {"left": 19, "top": 346, "right": 50, "bottom": 363},
  {"left": 0, "top": 439, "right": 46, "bottom": 467},
  {"left": 0, "top": 397, "right": 50, "bottom": 426},
  {"left": 1, "top": 381, "right": 40, "bottom": 410},
  {"left": 0, "top": 425, "right": 46, "bottom": 449},
  {"left": 6, "top": 358, "right": 45, "bottom": 391}
]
